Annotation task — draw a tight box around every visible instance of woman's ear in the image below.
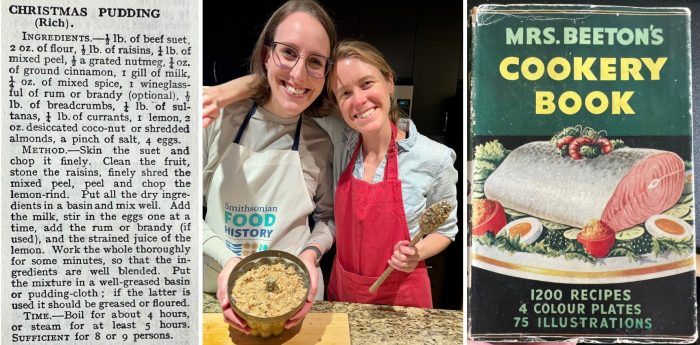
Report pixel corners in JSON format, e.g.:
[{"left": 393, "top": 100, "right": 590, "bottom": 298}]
[
  {"left": 263, "top": 47, "right": 271, "bottom": 71},
  {"left": 388, "top": 73, "right": 395, "bottom": 95}
]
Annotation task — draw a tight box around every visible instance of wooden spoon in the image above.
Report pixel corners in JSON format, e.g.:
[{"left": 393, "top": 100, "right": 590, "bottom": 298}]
[{"left": 368, "top": 200, "right": 454, "bottom": 294}]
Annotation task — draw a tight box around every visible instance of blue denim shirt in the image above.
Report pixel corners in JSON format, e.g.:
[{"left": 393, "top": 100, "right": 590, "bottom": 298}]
[{"left": 315, "top": 116, "right": 459, "bottom": 241}]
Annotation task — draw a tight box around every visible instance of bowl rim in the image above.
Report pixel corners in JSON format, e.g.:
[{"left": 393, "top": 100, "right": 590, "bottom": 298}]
[{"left": 227, "top": 250, "right": 310, "bottom": 323}]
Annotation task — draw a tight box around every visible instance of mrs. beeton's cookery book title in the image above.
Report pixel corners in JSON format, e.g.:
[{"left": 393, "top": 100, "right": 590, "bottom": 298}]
[{"left": 468, "top": 4, "right": 696, "bottom": 343}]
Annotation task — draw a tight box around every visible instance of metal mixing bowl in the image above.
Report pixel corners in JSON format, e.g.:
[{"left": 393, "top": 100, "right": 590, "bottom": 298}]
[{"left": 227, "top": 250, "right": 310, "bottom": 338}]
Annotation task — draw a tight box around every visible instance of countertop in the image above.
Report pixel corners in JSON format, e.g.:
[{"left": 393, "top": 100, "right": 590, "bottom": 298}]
[{"left": 203, "top": 293, "right": 463, "bottom": 345}]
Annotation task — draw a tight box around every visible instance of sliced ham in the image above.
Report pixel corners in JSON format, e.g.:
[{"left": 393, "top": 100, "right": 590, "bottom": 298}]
[{"left": 484, "top": 141, "right": 685, "bottom": 231}]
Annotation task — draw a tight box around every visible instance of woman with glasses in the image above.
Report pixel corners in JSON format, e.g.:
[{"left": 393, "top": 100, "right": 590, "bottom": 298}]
[
  {"left": 205, "top": 40, "right": 459, "bottom": 309},
  {"left": 202, "top": 0, "right": 336, "bottom": 334}
]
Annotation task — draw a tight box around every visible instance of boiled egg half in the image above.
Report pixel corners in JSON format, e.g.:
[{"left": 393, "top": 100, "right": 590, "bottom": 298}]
[
  {"left": 683, "top": 170, "right": 694, "bottom": 194},
  {"left": 645, "top": 214, "right": 693, "bottom": 240},
  {"left": 500, "top": 217, "right": 543, "bottom": 245}
]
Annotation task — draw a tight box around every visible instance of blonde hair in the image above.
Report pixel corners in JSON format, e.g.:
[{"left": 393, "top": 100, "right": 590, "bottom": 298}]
[
  {"left": 327, "top": 40, "right": 401, "bottom": 124},
  {"left": 248, "top": 0, "right": 337, "bottom": 117}
]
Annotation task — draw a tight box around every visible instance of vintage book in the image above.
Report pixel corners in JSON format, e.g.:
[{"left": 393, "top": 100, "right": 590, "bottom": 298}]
[{"left": 468, "top": 4, "right": 697, "bottom": 343}]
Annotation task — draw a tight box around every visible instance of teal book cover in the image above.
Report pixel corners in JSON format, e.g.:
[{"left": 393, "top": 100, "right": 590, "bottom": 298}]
[{"left": 468, "top": 4, "right": 697, "bottom": 342}]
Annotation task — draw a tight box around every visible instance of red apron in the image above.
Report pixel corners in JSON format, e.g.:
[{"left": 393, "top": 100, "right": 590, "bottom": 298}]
[{"left": 327, "top": 124, "right": 432, "bottom": 308}]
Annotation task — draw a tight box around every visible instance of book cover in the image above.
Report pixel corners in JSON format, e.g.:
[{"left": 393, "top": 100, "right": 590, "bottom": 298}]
[{"left": 468, "top": 4, "right": 697, "bottom": 342}]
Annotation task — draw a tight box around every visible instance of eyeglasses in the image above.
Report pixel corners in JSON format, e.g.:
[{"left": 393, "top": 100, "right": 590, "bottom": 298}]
[{"left": 269, "top": 41, "right": 332, "bottom": 79}]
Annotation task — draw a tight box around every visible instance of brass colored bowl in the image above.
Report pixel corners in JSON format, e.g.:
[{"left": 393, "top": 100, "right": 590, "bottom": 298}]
[{"left": 228, "top": 250, "right": 310, "bottom": 338}]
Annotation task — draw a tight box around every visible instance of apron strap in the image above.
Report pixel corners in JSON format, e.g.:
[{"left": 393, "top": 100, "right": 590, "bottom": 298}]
[
  {"left": 233, "top": 104, "right": 257, "bottom": 144},
  {"left": 291, "top": 115, "right": 302, "bottom": 151},
  {"left": 344, "top": 134, "right": 363, "bottom": 176},
  {"left": 234, "top": 104, "right": 303, "bottom": 151},
  {"left": 384, "top": 122, "right": 399, "bottom": 180}
]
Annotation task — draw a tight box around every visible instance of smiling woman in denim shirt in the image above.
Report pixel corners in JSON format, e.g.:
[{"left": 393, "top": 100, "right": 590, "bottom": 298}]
[
  {"left": 203, "top": 40, "right": 458, "bottom": 309},
  {"left": 319, "top": 40, "right": 457, "bottom": 308}
]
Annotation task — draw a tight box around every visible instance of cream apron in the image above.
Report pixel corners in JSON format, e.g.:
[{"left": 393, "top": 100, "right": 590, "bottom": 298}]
[{"left": 203, "top": 105, "right": 321, "bottom": 296}]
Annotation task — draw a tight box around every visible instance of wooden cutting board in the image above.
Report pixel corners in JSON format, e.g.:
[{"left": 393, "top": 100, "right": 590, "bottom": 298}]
[{"left": 202, "top": 313, "right": 351, "bottom": 345}]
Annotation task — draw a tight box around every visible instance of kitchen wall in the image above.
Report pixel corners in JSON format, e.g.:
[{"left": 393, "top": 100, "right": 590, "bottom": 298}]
[{"left": 204, "top": 1, "right": 462, "bottom": 137}]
